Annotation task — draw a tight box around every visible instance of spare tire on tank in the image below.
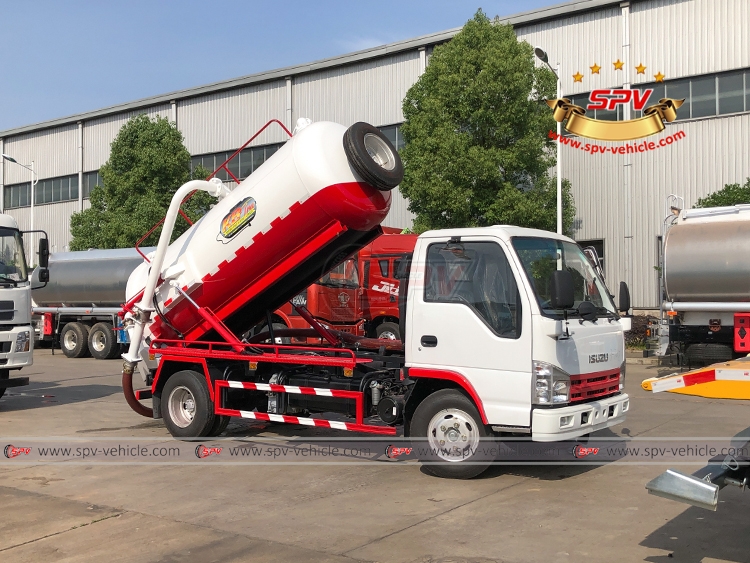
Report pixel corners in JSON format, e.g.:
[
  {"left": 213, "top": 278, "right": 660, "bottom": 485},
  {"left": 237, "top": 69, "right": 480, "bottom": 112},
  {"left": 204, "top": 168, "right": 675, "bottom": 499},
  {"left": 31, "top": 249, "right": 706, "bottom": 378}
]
[{"left": 343, "top": 122, "right": 403, "bottom": 191}]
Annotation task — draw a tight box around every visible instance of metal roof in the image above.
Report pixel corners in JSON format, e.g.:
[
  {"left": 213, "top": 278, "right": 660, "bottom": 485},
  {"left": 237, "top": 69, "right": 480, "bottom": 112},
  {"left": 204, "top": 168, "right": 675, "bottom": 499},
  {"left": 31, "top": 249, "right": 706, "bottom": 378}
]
[{"left": 0, "top": 0, "right": 628, "bottom": 138}]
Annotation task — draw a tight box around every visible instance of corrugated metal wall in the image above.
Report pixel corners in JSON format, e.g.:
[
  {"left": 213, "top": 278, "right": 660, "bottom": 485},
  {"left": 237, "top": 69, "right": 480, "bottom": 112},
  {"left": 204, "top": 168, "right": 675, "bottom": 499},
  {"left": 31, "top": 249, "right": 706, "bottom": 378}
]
[
  {"left": 293, "top": 51, "right": 421, "bottom": 127},
  {"left": 3, "top": 124, "right": 78, "bottom": 183},
  {"left": 11, "top": 200, "right": 80, "bottom": 258},
  {"left": 83, "top": 105, "right": 171, "bottom": 171},
  {"left": 178, "top": 81, "right": 287, "bottom": 155},
  {"left": 517, "top": 7, "right": 623, "bottom": 95},
  {"left": 631, "top": 0, "right": 750, "bottom": 83}
]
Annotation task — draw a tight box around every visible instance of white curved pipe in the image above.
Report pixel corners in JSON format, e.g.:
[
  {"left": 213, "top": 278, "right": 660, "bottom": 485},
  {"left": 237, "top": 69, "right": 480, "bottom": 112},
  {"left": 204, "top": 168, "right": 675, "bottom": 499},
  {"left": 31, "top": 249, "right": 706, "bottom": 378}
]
[
  {"left": 664, "top": 301, "right": 750, "bottom": 313},
  {"left": 122, "top": 178, "right": 228, "bottom": 364}
]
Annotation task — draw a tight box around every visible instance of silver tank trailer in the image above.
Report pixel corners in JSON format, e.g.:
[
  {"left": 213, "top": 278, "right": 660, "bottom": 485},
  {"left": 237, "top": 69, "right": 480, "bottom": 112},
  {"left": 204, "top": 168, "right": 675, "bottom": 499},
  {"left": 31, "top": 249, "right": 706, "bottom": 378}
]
[
  {"left": 664, "top": 217, "right": 750, "bottom": 302},
  {"left": 33, "top": 248, "right": 154, "bottom": 308}
]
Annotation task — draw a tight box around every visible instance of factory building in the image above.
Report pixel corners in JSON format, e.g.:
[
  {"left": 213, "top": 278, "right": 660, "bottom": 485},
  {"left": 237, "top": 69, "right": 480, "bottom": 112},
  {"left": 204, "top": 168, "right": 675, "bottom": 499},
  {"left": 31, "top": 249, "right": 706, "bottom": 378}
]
[{"left": 1, "top": 0, "right": 749, "bottom": 308}]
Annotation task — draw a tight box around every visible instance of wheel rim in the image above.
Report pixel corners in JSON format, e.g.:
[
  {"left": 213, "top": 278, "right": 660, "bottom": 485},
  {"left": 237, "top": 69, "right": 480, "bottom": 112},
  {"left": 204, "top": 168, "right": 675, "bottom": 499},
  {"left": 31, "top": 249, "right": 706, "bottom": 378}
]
[
  {"left": 427, "top": 408, "right": 481, "bottom": 463},
  {"left": 167, "top": 386, "right": 197, "bottom": 428},
  {"left": 378, "top": 330, "right": 398, "bottom": 340},
  {"left": 363, "top": 133, "right": 396, "bottom": 171},
  {"left": 91, "top": 330, "right": 106, "bottom": 353},
  {"left": 63, "top": 331, "right": 77, "bottom": 351}
]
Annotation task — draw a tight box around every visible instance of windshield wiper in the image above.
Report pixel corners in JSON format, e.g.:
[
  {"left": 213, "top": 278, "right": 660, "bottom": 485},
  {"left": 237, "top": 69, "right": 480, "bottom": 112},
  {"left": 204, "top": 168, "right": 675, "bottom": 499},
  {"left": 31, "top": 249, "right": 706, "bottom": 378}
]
[
  {"left": 0, "top": 276, "right": 19, "bottom": 287},
  {"left": 594, "top": 306, "right": 619, "bottom": 322}
]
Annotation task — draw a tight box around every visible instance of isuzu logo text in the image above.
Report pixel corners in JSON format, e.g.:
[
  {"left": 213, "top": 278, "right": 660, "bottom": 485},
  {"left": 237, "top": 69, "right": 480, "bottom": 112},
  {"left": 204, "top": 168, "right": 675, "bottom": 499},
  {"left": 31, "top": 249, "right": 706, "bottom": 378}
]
[
  {"left": 589, "top": 353, "right": 609, "bottom": 364},
  {"left": 587, "top": 89, "right": 653, "bottom": 111}
]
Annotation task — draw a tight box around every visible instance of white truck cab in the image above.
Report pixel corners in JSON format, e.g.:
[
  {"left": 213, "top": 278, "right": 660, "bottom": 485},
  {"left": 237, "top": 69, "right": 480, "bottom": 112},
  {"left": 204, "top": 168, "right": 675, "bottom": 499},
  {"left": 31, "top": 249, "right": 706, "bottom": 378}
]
[
  {"left": 405, "top": 226, "right": 630, "bottom": 442},
  {"left": 0, "top": 214, "right": 49, "bottom": 398}
]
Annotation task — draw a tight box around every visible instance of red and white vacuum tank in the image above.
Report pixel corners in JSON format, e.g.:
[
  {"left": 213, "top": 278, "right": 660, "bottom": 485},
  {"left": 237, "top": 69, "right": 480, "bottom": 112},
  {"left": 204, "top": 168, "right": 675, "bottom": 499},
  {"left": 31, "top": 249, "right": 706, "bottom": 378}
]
[{"left": 123, "top": 119, "right": 403, "bottom": 378}]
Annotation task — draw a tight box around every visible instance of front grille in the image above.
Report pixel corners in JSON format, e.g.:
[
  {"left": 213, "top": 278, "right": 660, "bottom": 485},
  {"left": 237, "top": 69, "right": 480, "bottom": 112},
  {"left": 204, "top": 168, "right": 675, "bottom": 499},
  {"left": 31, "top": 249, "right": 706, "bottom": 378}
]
[
  {"left": 570, "top": 368, "right": 620, "bottom": 403},
  {"left": 0, "top": 342, "right": 10, "bottom": 353},
  {"left": 0, "top": 301, "right": 13, "bottom": 321}
]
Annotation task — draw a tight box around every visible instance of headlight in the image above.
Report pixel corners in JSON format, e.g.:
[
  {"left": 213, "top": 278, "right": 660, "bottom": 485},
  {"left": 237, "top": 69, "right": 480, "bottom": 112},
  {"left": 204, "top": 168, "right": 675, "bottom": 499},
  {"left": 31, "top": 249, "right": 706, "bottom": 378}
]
[
  {"left": 15, "top": 330, "right": 30, "bottom": 353},
  {"left": 532, "top": 361, "right": 570, "bottom": 405},
  {"left": 620, "top": 360, "right": 626, "bottom": 390}
]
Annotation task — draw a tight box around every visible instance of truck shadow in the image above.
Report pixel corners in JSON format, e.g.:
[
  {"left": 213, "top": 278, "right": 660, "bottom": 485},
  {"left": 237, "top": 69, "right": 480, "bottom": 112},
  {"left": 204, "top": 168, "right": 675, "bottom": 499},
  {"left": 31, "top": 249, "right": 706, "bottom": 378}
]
[
  {"left": 639, "top": 489, "right": 750, "bottom": 562},
  {"left": 0, "top": 381, "right": 121, "bottom": 412}
]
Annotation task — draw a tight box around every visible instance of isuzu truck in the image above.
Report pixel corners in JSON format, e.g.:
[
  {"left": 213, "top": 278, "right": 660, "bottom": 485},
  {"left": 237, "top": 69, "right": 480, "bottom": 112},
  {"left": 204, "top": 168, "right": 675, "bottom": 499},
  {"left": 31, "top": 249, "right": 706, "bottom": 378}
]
[{"left": 119, "top": 119, "right": 631, "bottom": 478}]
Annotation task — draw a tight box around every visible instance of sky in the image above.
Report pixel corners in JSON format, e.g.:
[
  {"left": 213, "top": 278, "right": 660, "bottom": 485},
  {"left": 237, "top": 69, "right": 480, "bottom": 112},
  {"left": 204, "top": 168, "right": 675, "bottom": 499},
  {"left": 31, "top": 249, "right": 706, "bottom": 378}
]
[{"left": 0, "top": 0, "right": 561, "bottom": 132}]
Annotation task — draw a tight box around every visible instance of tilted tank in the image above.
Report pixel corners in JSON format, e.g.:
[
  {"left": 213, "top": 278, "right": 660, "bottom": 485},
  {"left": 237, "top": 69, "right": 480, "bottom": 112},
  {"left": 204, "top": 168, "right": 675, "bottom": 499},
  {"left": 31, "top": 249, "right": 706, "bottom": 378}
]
[{"left": 124, "top": 120, "right": 401, "bottom": 373}]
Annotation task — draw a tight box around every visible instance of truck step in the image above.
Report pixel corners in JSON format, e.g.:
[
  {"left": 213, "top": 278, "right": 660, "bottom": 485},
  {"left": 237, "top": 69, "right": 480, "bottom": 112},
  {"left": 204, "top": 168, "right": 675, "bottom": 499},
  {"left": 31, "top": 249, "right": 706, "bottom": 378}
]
[{"left": 0, "top": 376, "right": 29, "bottom": 389}]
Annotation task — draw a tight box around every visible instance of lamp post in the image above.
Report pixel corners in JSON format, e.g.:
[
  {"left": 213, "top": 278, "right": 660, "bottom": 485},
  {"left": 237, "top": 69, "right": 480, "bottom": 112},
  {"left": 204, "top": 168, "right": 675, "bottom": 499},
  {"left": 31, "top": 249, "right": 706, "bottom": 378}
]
[
  {"left": 534, "top": 47, "right": 562, "bottom": 235},
  {"left": 1, "top": 154, "right": 37, "bottom": 232}
]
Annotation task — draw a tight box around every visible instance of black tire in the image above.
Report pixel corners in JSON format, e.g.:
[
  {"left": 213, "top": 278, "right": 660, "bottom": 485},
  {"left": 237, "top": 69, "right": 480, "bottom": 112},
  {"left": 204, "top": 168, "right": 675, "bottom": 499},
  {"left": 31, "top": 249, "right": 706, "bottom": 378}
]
[
  {"left": 208, "top": 415, "right": 231, "bottom": 437},
  {"left": 343, "top": 122, "right": 404, "bottom": 191},
  {"left": 376, "top": 322, "right": 401, "bottom": 341},
  {"left": 88, "top": 322, "right": 120, "bottom": 360},
  {"left": 162, "top": 370, "right": 216, "bottom": 438},
  {"left": 410, "top": 389, "right": 491, "bottom": 479},
  {"left": 60, "top": 322, "right": 90, "bottom": 358},
  {"left": 0, "top": 369, "right": 8, "bottom": 399}
]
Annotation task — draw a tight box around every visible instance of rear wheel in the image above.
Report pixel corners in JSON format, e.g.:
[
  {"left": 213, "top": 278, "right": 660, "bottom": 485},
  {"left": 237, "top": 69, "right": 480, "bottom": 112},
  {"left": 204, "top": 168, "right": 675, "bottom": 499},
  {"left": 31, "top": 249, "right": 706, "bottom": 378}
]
[
  {"left": 60, "top": 322, "right": 90, "bottom": 358},
  {"left": 411, "top": 389, "right": 490, "bottom": 479},
  {"left": 162, "top": 370, "right": 215, "bottom": 438},
  {"left": 88, "top": 322, "right": 120, "bottom": 360},
  {"left": 376, "top": 322, "right": 400, "bottom": 340}
]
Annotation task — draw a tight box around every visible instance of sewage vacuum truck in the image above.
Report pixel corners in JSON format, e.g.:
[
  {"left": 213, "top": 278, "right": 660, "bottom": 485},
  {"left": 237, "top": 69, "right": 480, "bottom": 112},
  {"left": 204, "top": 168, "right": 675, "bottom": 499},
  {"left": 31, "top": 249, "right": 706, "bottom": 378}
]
[{"left": 120, "top": 119, "right": 632, "bottom": 478}]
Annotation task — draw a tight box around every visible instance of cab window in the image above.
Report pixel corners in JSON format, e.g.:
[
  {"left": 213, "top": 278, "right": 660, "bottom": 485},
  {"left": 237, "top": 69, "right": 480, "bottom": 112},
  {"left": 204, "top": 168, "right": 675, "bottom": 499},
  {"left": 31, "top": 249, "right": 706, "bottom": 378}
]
[{"left": 424, "top": 241, "right": 521, "bottom": 338}]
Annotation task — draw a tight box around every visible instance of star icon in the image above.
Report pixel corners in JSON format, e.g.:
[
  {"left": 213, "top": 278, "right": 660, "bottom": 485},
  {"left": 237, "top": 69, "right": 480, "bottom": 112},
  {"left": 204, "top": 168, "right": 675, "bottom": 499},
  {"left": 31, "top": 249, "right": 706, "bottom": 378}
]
[
  {"left": 572, "top": 71, "right": 584, "bottom": 83},
  {"left": 613, "top": 59, "right": 624, "bottom": 70},
  {"left": 635, "top": 63, "right": 647, "bottom": 74},
  {"left": 590, "top": 63, "right": 601, "bottom": 74},
  {"left": 654, "top": 71, "right": 665, "bottom": 82}
]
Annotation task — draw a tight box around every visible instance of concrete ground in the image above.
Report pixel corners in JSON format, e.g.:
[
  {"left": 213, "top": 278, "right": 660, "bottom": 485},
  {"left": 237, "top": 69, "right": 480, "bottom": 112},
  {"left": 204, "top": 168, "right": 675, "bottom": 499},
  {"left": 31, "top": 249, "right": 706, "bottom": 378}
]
[{"left": 1, "top": 349, "right": 749, "bottom": 563}]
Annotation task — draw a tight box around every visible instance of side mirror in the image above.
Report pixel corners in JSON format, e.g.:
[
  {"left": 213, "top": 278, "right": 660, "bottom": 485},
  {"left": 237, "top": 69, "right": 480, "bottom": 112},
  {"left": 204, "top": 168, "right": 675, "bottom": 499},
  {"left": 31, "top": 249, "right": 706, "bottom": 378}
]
[
  {"left": 550, "top": 270, "right": 575, "bottom": 310},
  {"left": 578, "top": 300, "right": 598, "bottom": 322},
  {"left": 38, "top": 238, "right": 49, "bottom": 268},
  {"left": 395, "top": 253, "right": 412, "bottom": 279},
  {"left": 38, "top": 267, "right": 49, "bottom": 283},
  {"left": 619, "top": 281, "right": 631, "bottom": 313}
]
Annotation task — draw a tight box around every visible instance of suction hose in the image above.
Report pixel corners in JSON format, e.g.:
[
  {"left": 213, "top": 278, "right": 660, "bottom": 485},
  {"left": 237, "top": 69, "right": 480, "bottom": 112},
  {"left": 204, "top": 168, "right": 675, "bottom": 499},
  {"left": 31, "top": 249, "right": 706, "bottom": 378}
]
[{"left": 122, "top": 362, "right": 153, "bottom": 418}]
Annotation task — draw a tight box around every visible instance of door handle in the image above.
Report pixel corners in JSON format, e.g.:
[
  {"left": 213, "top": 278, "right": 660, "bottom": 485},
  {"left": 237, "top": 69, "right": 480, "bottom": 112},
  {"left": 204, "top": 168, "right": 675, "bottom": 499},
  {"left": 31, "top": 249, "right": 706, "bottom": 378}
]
[{"left": 421, "top": 335, "right": 438, "bottom": 347}]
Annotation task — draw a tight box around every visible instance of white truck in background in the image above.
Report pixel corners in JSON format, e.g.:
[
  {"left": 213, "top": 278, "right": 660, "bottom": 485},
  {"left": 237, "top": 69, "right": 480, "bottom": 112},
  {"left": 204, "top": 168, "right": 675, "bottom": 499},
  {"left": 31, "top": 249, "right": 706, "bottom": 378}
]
[
  {"left": 649, "top": 199, "right": 750, "bottom": 364},
  {"left": 0, "top": 214, "right": 49, "bottom": 398},
  {"left": 31, "top": 247, "right": 153, "bottom": 360}
]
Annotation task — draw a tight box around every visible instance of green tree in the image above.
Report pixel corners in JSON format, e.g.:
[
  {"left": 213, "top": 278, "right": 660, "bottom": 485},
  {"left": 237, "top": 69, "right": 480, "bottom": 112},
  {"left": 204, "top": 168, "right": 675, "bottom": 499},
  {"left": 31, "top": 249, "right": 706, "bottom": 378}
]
[
  {"left": 70, "top": 114, "right": 211, "bottom": 250},
  {"left": 695, "top": 177, "right": 750, "bottom": 208},
  {"left": 399, "top": 10, "right": 575, "bottom": 234}
]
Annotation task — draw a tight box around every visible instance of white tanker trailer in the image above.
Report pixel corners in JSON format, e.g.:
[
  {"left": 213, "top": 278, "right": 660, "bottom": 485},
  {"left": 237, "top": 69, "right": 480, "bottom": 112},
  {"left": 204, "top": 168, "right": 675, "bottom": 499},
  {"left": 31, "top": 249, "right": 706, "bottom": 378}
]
[
  {"left": 31, "top": 247, "right": 154, "bottom": 359},
  {"left": 121, "top": 119, "right": 632, "bottom": 479},
  {"left": 652, "top": 203, "right": 750, "bottom": 364}
]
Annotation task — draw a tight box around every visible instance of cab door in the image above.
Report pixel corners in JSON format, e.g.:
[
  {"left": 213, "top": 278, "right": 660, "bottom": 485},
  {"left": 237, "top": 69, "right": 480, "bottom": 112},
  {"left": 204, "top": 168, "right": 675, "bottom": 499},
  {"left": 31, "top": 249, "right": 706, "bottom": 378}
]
[{"left": 406, "top": 236, "right": 533, "bottom": 427}]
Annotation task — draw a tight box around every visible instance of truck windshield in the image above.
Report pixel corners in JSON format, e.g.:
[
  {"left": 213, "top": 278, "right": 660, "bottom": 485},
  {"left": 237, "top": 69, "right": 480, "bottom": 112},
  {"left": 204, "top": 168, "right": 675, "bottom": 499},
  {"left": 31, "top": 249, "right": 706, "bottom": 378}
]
[
  {"left": 317, "top": 259, "right": 359, "bottom": 289},
  {"left": 0, "top": 228, "right": 28, "bottom": 284},
  {"left": 512, "top": 237, "right": 616, "bottom": 319}
]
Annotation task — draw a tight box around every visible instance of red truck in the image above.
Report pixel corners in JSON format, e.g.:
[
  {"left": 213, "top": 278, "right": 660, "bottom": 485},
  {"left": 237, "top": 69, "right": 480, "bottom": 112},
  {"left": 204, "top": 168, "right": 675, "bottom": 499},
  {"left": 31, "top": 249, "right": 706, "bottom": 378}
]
[{"left": 272, "top": 230, "right": 417, "bottom": 342}]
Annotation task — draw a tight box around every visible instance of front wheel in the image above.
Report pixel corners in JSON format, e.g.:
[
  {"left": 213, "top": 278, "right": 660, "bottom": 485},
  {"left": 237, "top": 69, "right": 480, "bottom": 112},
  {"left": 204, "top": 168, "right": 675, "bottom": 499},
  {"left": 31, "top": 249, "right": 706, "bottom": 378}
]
[
  {"left": 410, "top": 389, "right": 491, "bottom": 479},
  {"left": 162, "top": 370, "right": 216, "bottom": 438},
  {"left": 0, "top": 369, "right": 8, "bottom": 399}
]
